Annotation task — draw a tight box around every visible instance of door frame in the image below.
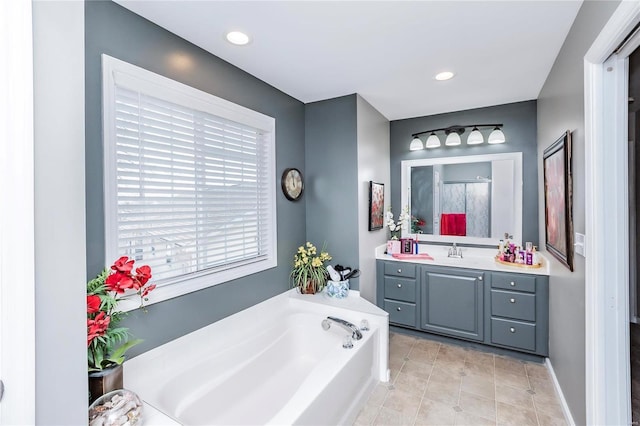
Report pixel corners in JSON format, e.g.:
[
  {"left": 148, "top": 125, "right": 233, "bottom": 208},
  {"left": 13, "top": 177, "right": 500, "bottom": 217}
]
[
  {"left": 0, "top": 0, "right": 36, "bottom": 423},
  {"left": 585, "top": 1, "right": 640, "bottom": 424}
]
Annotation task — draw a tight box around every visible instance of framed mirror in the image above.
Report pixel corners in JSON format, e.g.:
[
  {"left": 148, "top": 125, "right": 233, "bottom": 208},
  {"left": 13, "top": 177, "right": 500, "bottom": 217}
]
[{"left": 400, "top": 152, "right": 523, "bottom": 246}]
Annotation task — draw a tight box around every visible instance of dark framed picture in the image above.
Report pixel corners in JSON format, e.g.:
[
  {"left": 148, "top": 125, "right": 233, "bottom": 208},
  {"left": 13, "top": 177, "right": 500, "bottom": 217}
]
[
  {"left": 368, "top": 181, "right": 385, "bottom": 231},
  {"left": 543, "top": 131, "right": 574, "bottom": 271},
  {"left": 401, "top": 238, "right": 414, "bottom": 254}
]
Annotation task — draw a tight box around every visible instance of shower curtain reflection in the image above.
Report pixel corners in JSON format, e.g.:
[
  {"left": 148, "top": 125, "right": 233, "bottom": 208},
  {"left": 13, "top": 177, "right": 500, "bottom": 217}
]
[{"left": 441, "top": 182, "right": 490, "bottom": 238}]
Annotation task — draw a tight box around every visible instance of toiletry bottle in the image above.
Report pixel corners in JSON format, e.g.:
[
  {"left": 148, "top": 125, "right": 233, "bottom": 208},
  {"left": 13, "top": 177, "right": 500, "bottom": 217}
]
[{"left": 532, "top": 246, "right": 539, "bottom": 265}]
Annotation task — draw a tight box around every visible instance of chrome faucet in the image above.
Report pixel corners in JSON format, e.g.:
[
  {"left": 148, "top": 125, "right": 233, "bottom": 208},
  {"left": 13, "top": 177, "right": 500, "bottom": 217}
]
[
  {"left": 321, "top": 316, "right": 363, "bottom": 340},
  {"left": 448, "top": 242, "right": 463, "bottom": 258}
]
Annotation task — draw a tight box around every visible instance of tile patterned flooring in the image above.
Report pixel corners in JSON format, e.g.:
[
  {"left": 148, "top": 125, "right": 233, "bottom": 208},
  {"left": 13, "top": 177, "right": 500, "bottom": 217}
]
[{"left": 354, "top": 332, "right": 567, "bottom": 426}]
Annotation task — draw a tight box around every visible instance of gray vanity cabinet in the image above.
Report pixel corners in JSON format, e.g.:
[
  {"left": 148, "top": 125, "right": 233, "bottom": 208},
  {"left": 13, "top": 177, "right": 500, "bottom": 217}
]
[
  {"left": 376, "top": 260, "right": 549, "bottom": 356},
  {"left": 421, "top": 267, "right": 485, "bottom": 342},
  {"left": 489, "top": 272, "right": 549, "bottom": 355},
  {"left": 378, "top": 262, "right": 418, "bottom": 328}
]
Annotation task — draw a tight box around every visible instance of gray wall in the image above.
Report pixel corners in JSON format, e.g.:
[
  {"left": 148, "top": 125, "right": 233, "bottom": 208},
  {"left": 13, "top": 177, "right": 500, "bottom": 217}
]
[
  {"left": 390, "top": 100, "right": 539, "bottom": 245},
  {"left": 85, "top": 1, "right": 306, "bottom": 356},
  {"left": 536, "top": 1, "right": 621, "bottom": 424},
  {"left": 305, "top": 95, "right": 360, "bottom": 289},
  {"left": 356, "top": 95, "right": 391, "bottom": 302},
  {"left": 34, "top": 1, "right": 88, "bottom": 423}
]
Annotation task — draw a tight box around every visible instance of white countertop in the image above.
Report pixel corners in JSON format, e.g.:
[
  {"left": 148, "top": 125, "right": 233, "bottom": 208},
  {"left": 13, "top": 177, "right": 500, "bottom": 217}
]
[{"left": 375, "top": 244, "right": 550, "bottom": 276}]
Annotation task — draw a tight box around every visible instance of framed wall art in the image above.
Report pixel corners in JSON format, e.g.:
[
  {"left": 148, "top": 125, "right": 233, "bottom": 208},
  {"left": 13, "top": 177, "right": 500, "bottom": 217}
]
[
  {"left": 543, "top": 130, "right": 574, "bottom": 271},
  {"left": 368, "top": 181, "right": 385, "bottom": 231}
]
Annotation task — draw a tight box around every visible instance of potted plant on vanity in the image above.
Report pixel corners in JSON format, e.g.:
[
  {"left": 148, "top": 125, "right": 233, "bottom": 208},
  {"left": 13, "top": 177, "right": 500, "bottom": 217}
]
[
  {"left": 385, "top": 207, "right": 410, "bottom": 254},
  {"left": 87, "top": 256, "right": 156, "bottom": 403},
  {"left": 290, "top": 242, "right": 332, "bottom": 294}
]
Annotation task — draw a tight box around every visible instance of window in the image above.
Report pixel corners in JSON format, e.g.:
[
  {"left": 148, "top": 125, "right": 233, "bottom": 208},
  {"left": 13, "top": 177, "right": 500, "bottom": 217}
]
[{"left": 102, "top": 55, "right": 276, "bottom": 307}]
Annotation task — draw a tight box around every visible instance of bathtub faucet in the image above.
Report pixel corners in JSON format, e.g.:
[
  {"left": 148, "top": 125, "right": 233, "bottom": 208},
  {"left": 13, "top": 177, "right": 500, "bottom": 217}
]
[{"left": 321, "top": 316, "right": 363, "bottom": 340}]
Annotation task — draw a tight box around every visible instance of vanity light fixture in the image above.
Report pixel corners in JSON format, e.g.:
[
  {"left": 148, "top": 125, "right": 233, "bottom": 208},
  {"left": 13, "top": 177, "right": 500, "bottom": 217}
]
[{"left": 409, "top": 124, "right": 505, "bottom": 151}]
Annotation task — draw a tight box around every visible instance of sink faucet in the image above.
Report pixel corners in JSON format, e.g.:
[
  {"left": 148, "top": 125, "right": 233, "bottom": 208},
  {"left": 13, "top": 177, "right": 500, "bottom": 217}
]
[
  {"left": 448, "top": 242, "right": 463, "bottom": 258},
  {"left": 321, "top": 316, "right": 363, "bottom": 340}
]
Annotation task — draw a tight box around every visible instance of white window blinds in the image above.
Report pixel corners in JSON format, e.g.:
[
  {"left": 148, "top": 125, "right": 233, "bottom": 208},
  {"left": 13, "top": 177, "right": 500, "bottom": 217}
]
[{"left": 103, "top": 55, "right": 276, "bottom": 298}]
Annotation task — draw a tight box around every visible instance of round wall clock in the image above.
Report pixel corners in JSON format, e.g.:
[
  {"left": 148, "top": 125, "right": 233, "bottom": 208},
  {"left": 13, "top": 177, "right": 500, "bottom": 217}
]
[{"left": 281, "top": 168, "right": 304, "bottom": 201}]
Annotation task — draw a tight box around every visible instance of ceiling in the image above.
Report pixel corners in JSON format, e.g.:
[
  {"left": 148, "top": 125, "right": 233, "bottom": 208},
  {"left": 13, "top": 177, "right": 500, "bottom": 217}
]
[{"left": 115, "top": 1, "right": 583, "bottom": 121}]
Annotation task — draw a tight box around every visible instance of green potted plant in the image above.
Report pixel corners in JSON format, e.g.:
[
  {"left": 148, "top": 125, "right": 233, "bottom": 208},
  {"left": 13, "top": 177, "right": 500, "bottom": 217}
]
[
  {"left": 87, "top": 256, "right": 156, "bottom": 403},
  {"left": 290, "top": 242, "right": 332, "bottom": 294}
]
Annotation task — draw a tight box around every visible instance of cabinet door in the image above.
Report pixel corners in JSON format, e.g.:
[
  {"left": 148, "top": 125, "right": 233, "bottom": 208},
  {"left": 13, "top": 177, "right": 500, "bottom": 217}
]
[{"left": 421, "top": 268, "right": 484, "bottom": 341}]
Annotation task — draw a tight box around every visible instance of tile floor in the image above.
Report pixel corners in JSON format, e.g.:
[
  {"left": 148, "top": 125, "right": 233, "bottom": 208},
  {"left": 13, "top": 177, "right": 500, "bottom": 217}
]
[{"left": 354, "top": 332, "right": 567, "bottom": 426}]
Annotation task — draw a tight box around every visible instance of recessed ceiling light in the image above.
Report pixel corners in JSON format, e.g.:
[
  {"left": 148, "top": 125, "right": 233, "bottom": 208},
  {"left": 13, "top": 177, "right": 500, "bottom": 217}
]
[
  {"left": 435, "top": 71, "right": 455, "bottom": 81},
  {"left": 226, "top": 31, "right": 250, "bottom": 46}
]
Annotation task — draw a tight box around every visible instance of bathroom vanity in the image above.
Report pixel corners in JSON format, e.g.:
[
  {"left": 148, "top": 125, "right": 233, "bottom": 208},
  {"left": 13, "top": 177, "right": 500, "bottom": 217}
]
[{"left": 375, "top": 244, "right": 549, "bottom": 356}]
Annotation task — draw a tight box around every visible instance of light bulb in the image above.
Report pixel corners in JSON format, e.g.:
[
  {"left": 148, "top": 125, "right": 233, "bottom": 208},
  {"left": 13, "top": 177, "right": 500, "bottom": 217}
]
[
  {"left": 467, "top": 127, "right": 484, "bottom": 145},
  {"left": 409, "top": 137, "right": 424, "bottom": 151},
  {"left": 226, "top": 31, "right": 250, "bottom": 45},
  {"left": 445, "top": 132, "right": 461, "bottom": 146},
  {"left": 488, "top": 127, "right": 506, "bottom": 144},
  {"left": 425, "top": 133, "right": 441, "bottom": 148}
]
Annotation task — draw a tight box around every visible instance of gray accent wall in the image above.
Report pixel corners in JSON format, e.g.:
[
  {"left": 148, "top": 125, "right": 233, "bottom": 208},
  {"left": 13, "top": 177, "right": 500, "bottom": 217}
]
[
  {"left": 390, "top": 101, "right": 539, "bottom": 245},
  {"left": 85, "top": 1, "right": 306, "bottom": 356},
  {"left": 34, "top": 1, "right": 87, "bottom": 423},
  {"left": 536, "top": 1, "right": 621, "bottom": 424},
  {"left": 304, "top": 95, "right": 360, "bottom": 289}
]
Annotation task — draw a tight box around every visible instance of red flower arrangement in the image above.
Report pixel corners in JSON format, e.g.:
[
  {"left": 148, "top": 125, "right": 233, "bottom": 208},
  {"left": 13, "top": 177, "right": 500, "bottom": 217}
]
[{"left": 87, "top": 256, "right": 156, "bottom": 372}]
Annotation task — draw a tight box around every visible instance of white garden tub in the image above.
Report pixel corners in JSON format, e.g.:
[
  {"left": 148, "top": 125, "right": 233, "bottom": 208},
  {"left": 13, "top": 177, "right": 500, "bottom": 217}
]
[{"left": 124, "top": 289, "right": 389, "bottom": 425}]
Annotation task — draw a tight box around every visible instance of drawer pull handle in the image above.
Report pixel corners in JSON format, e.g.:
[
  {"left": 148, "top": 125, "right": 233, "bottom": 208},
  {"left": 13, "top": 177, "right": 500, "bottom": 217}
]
[
  {"left": 478, "top": 276, "right": 483, "bottom": 281},
  {"left": 397, "top": 269, "right": 402, "bottom": 273},
  {"left": 510, "top": 281, "right": 516, "bottom": 286},
  {"left": 510, "top": 298, "right": 516, "bottom": 303},
  {"left": 397, "top": 307, "right": 402, "bottom": 311},
  {"left": 510, "top": 327, "right": 516, "bottom": 333},
  {"left": 397, "top": 284, "right": 402, "bottom": 288}
]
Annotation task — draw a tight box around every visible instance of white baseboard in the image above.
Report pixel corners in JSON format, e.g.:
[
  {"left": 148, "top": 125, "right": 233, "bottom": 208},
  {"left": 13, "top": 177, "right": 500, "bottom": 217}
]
[{"left": 545, "top": 358, "right": 576, "bottom": 426}]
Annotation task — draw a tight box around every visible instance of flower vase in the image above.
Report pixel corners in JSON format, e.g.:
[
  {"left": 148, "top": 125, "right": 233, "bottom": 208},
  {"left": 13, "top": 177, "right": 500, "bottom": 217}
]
[
  {"left": 88, "top": 364, "right": 123, "bottom": 404},
  {"left": 298, "top": 278, "right": 325, "bottom": 294}
]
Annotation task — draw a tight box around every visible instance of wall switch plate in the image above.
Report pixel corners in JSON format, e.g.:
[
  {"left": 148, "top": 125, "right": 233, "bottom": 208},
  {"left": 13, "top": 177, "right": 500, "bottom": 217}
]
[{"left": 574, "top": 232, "right": 586, "bottom": 257}]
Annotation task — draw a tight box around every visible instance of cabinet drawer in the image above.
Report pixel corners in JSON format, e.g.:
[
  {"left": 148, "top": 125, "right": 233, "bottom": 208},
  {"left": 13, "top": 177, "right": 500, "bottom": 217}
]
[
  {"left": 384, "top": 277, "right": 416, "bottom": 302},
  {"left": 492, "top": 272, "right": 536, "bottom": 293},
  {"left": 491, "top": 290, "right": 535, "bottom": 321},
  {"left": 491, "top": 318, "right": 536, "bottom": 352},
  {"left": 385, "top": 300, "right": 416, "bottom": 327},
  {"left": 384, "top": 263, "right": 416, "bottom": 279}
]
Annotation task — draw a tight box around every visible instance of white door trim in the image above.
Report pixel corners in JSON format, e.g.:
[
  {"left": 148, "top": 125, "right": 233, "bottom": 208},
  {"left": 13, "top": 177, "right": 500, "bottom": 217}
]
[
  {"left": 0, "top": 0, "right": 36, "bottom": 423},
  {"left": 585, "top": 1, "right": 640, "bottom": 424}
]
